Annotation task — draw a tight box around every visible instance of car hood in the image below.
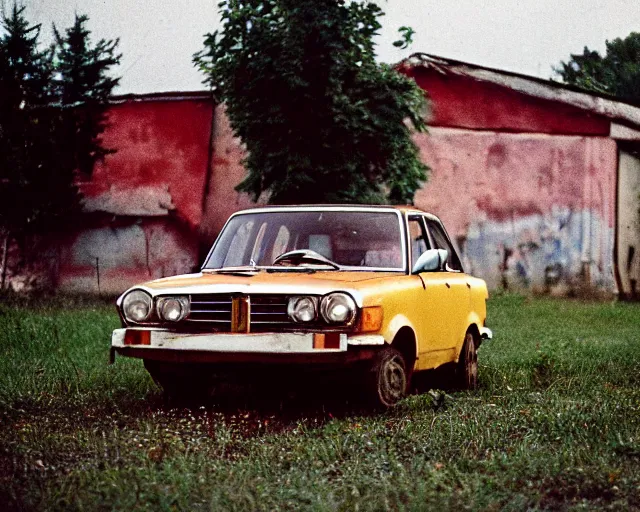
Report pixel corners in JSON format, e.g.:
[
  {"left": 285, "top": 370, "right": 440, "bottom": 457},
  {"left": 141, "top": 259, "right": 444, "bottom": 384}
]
[{"left": 125, "top": 270, "right": 402, "bottom": 304}]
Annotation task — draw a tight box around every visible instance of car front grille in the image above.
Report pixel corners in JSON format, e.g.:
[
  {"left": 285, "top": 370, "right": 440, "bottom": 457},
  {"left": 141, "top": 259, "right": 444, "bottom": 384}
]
[
  {"left": 187, "top": 294, "right": 233, "bottom": 330},
  {"left": 250, "top": 295, "right": 291, "bottom": 328},
  {"left": 186, "top": 293, "right": 292, "bottom": 332}
]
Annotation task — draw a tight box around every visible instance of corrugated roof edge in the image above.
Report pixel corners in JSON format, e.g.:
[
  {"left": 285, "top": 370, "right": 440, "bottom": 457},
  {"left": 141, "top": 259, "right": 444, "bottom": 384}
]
[
  {"left": 398, "top": 53, "right": 640, "bottom": 130},
  {"left": 109, "top": 90, "right": 214, "bottom": 104}
]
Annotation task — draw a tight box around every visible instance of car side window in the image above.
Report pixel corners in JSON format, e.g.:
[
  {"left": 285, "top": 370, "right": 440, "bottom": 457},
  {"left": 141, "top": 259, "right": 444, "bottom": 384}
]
[
  {"left": 425, "top": 219, "right": 463, "bottom": 272},
  {"left": 408, "top": 217, "right": 430, "bottom": 269}
]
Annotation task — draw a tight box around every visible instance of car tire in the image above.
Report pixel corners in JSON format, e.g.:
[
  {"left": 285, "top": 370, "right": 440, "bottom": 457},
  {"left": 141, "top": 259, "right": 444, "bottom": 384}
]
[
  {"left": 364, "top": 346, "right": 408, "bottom": 408},
  {"left": 455, "top": 331, "right": 478, "bottom": 390}
]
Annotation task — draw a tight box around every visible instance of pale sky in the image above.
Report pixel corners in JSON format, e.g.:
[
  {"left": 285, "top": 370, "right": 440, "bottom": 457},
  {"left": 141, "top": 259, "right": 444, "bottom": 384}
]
[{"left": 13, "top": 0, "right": 640, "bottom": 94}]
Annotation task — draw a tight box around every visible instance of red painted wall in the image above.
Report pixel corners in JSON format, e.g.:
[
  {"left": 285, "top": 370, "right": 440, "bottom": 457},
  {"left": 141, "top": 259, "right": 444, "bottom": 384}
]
[
  {"left": 59, "top": 98, "right": 214, "bottom": 293},
  {"left": 412, "top": 129, "right": 617, "bottom": 292},
  {"left": 52, "top": 68, "right": 619, "bottom": 295},
  {"left": 403, "top": 67, "right": 610, "bottom": 136},
  {"left": 81, "top": 98, "right": 213, "bottom": 228}
]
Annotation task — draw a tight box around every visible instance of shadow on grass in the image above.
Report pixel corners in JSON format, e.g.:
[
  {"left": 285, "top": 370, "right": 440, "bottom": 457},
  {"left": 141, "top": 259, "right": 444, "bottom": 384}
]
[
  {"left": 1, "top": 363, "right": 462, "bottom": 462},
  {"left": 141, "top": 365, "right": 461, "bottom": 437}
]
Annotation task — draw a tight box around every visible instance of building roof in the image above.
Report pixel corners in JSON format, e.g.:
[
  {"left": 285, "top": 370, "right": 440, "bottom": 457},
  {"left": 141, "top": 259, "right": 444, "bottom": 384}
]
[
  {"left": 398, "top": 53, "right": 640, "bottom": 132},
  {"left": 109, "top": 53, "right": 640, "bottom": 135}
]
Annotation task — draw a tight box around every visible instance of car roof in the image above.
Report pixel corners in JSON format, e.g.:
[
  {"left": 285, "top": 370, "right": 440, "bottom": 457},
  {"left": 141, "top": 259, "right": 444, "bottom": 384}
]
[{"left": 233, "top": 204, "right": 441, "bottom": 220}]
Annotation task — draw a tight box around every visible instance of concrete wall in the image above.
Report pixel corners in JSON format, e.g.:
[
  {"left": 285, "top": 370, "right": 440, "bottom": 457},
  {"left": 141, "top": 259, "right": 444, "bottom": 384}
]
[
  {"left": 617, "top": 149, "right": 640, "bottom": 298},
  {"left": 49, "top": 69, "right": 622, "bottom": 297},
  {"left": 58, "top": 97, "right": 213, "bottom": 294},
  {"left": 414, "top": 129, "right": 617, "bottom": 293},
  {"left": 57, "top": 218, "right": 198, "bottom": 295}
]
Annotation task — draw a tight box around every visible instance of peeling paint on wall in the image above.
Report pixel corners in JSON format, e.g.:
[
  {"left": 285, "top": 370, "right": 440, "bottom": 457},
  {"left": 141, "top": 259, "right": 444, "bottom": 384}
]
[
  {"left": 83, "top": 99, "right": 213, "bottom": 228},
  {"left": 463, "top": 208, "right": 614, "bottom": 293},
  {"left": 414, "top": 129, "right": 617, "bottom": 294},
  {"left": 58, "top": 219, "right": 197, "bottom": 294},
  {"left": 82, "top": 184, "right": 175, "bottom": 216},
  {"left": 55, "top": 97, "right": 215, "bottom": 294}
]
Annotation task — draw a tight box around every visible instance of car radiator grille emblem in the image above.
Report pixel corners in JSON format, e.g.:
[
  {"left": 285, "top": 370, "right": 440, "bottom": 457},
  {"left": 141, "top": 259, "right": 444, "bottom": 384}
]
[{"left": 231, "top": 296, "right": 250, "bottom": 333}]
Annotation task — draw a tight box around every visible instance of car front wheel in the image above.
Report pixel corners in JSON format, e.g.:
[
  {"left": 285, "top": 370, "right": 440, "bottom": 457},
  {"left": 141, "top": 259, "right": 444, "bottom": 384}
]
[{"left": 365, "top": 346, "right": 408, "bottom": 408}]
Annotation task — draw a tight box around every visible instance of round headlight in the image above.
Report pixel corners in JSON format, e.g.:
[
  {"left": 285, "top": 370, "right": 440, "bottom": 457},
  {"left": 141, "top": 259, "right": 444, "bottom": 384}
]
[
  {"left": 320, "top": 293, "right": 356, "bottom": 324},
  {"left": 122, "top": 290, "right": 153, "bottom": 323},
  {"left": 157, "top": 297, "right": 189, "bottom": 322},
  {"left": 287, "top": 296, "right": 317, "bottom": 322}
]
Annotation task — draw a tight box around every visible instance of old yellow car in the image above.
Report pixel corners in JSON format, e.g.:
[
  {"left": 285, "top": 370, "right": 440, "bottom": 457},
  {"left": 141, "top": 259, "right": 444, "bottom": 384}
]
[{"left": 111, "top": 205, "right": 491, "bottom": 407}]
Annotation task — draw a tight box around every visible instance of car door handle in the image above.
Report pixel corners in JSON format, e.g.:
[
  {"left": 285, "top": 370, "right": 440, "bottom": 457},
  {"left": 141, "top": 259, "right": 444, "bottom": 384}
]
[
  {"left": 466, "top": 282, "right": 471, "bottom": 289},
  {"left": 445, "top": 282, "right": 451, "bottom": 288}
]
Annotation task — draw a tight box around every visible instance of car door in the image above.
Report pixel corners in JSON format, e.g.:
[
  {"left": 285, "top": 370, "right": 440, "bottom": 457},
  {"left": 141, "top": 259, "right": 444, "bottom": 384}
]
[
  {"left": 423, "top": 217, "right": 471, "bottom": 352},
  {"left": 407, "top": 215, "right": 460, "bottom": 368}
]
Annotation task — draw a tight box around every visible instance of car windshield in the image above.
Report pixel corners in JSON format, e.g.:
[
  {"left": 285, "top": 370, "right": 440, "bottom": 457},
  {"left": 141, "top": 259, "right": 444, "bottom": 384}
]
[{"left": 204, "top": 209, "right": 405, "bottom": 271}]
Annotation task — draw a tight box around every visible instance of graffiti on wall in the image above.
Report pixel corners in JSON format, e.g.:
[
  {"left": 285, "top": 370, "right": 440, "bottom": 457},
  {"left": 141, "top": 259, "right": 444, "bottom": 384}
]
[
  {"left": 462, "top": 207, "right": 614, "bottom": 293},
  {"left": 414, "top": 129, "right": 617, "bottom": 293}
]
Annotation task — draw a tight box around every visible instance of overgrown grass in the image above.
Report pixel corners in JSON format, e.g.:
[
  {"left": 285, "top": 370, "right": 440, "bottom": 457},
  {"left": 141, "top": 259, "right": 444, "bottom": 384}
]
[{"left": 0, "top": 294, "right": 639, "bottom": 510}]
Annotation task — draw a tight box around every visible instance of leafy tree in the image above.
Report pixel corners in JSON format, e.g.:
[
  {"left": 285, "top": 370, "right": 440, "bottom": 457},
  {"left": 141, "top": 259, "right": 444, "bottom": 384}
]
[
  {"left": 194, "top": 0, "right": 428, "bottom": 205},
  {"left": 556, "top": 32, "right": 640, "bottom": 103},
  {"left": 0, "top": 5, "right": 120, "bottom": 289}
]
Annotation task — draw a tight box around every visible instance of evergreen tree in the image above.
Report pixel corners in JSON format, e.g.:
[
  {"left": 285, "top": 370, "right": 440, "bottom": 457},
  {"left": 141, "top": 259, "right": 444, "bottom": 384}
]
[
  {"left": 53, "top": 14, "right": 121, "bottom": 175},
  {"left": 0, "top": 5, "right": 120, "bottom": 289},
  {"left": 0, "top": 4, "right": 56, "bottom": 287},
  {"left": 194, "top": 0, "right": 428, "bottom": 205}
]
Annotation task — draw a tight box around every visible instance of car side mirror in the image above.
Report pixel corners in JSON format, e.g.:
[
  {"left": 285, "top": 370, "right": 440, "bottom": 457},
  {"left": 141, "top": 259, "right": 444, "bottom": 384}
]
[{"left": 412, "top": 249, "right": 448, "bottom": 274}]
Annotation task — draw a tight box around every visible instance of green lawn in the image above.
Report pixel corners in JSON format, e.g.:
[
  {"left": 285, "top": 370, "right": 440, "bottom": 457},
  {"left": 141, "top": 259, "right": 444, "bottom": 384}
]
[{"left": 0, "top": 294, "right": 639, "bottom": 510}]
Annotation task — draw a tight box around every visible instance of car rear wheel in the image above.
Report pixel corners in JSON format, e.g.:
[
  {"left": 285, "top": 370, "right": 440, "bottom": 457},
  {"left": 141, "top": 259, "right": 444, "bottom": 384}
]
[
  {"left": 364, "top": 346, "right": 408, "bottom": 408},
  {"left": 455, "top": 331, "right": 478, "bottom": 390}
]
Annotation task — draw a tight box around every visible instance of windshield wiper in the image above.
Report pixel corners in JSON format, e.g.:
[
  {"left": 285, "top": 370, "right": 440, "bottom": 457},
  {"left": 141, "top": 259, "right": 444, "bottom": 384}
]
[
  {"left": 265, "top": 267, "right": 317, "bottom": 273},
  {"left": 205, "top": 266, "right": 263, "bottom": 275},
  {"left": 272, "top": 249, "right": 341, "bottom": 270}
]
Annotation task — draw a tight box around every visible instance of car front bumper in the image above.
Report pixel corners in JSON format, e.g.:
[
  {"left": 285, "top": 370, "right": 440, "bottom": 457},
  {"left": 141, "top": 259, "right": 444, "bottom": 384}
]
[{"left": 110, "top": 328, "right": 385, "bottom": 365}]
